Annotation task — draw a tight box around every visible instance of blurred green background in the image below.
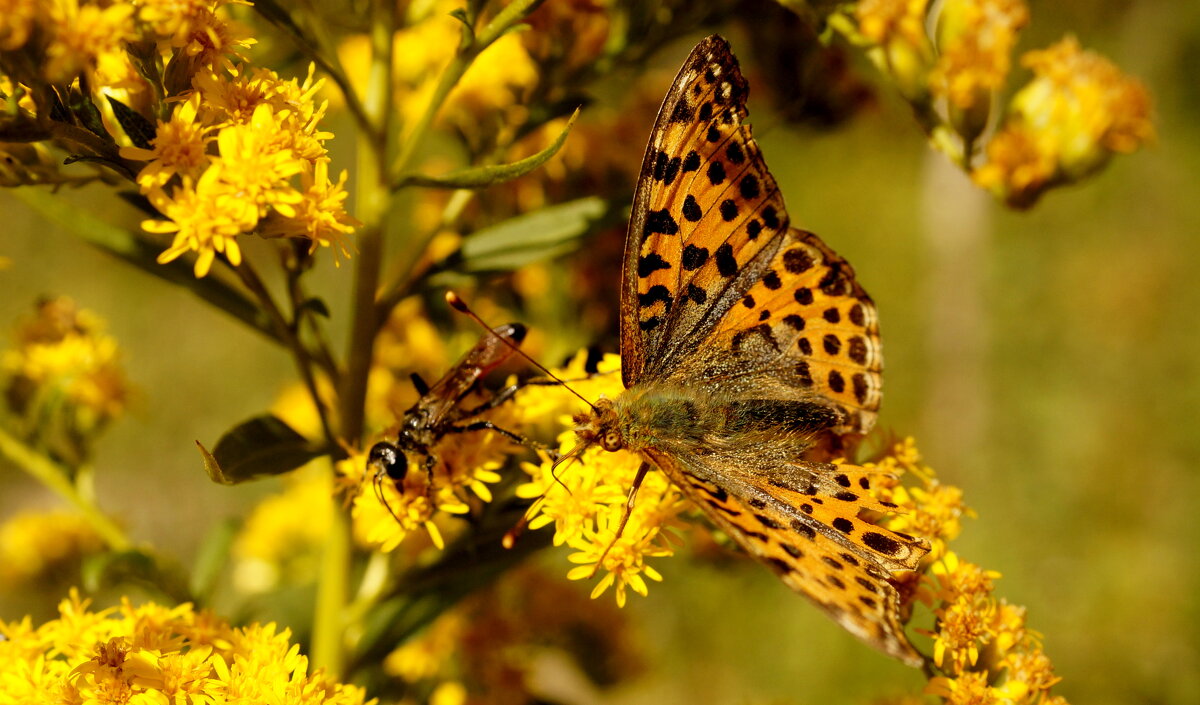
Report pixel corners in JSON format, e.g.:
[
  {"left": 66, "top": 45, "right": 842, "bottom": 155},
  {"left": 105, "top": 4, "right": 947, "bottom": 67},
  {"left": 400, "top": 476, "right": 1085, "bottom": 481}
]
[{"left": 2, "top": 2, "right": 1197, "bottom": 704}]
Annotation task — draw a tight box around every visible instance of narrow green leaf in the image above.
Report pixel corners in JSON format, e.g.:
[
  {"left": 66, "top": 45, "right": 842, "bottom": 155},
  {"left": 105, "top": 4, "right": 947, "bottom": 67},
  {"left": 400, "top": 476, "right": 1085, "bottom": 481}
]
[
  {"left": 106, "top": 96, "right": 156, "bottom": 149},
  {"left": 395, "top": 108, "right": 580, "bottom": 190},
  {"left": 457, "top": 196, "right": 608, "bottom": 272},
  {"left": 298, "top": 297, "right": 331, "bottom": 318},
  {"left": 199, "top": 415, "right": 324, "bottom": 485}
]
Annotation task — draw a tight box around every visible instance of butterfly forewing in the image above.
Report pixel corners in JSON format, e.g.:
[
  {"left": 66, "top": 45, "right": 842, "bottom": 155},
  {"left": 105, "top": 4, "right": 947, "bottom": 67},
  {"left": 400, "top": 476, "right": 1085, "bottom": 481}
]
[{"left": 623, "top": 35, "right": 791, "bottom": 387}]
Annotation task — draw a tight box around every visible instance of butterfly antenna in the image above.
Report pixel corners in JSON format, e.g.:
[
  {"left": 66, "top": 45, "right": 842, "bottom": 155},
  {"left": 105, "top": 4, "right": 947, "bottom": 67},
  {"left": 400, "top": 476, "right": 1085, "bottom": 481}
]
[{"left": 445, "top": 291, "right": 597, "bottom": 412}]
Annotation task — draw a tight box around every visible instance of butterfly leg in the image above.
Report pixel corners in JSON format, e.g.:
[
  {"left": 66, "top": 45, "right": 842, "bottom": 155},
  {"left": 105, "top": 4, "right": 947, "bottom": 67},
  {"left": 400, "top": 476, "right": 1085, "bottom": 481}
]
[{"left": 590, "top": 461, "right": 652, "bottom": 577}]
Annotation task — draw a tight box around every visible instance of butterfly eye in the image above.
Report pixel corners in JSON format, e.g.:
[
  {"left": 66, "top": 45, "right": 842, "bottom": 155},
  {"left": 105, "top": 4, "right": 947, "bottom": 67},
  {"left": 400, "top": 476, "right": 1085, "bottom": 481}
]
[
  {"left": 602, "top": 430, "right": 623, "bottom": 452},
  {"left": 367, "top": 441, "right": 407, "bottom": 481}
]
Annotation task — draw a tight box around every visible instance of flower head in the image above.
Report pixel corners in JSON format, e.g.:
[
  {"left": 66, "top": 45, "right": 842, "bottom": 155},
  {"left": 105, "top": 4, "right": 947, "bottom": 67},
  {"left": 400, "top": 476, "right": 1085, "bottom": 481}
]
[{"left": 974, "top": 36, "right": 1154, "bottom": 207}]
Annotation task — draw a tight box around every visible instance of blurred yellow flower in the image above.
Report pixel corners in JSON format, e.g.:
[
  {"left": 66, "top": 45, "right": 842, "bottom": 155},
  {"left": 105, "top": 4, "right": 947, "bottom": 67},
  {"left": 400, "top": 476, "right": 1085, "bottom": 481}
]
[
  {"left": 0, "top": 0, "right": 37, "bottom": 51},
  {"left": 930, "top": 0, "right": 1028, "bottom": 110},
  {"left": 855, "top": 0, "right": 935, "bottom": 99},
  {"left": 0, "top": 510, "right": 104, "bottom": 585},
  {"left": 0, "top": 589, "right": 371, "bottom": 705},
  {"left": 2, "top": 297, "right": 129, "bottom": 440},
  {"left": 974, "top": 36, "right": 1153, "bottom": 207},
  {"left": 43, "top": 0, "right": 137, "bottom": 84},
  {"left": 232, "top": 472, "right": 332, "bottom": 593}
]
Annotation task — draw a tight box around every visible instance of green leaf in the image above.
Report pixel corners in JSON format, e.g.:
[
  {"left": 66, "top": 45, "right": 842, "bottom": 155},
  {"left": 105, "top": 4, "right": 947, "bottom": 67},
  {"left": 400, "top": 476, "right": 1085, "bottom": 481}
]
[
  {"left": 82, "top": 550, "right": 193, "bottom": 602},
  {"left": 298, "top": 297, "right": 331, "bottom": 318},
  {"left": 106, "top": 96, "right": 156, "bottom": 149},
  {"left": 190, "top": 518, "right": 239, "bottom": 602},
  {"left": 82, "top": 550, "right": 156, "bottom": 592},
  {"left": 456, "top": 196, "right": 608, "bottom": 272},
  {"left": 395, "top": 108, "right": 580, "bottom": 190},
  {"left": 199, "top": 415, "right": 324, "bottom": 485}
]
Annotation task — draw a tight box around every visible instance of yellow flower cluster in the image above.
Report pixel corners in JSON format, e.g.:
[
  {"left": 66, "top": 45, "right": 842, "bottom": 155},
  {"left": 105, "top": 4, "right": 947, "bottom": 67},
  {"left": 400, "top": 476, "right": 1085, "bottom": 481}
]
[
  {"left": 974, "top": 37, "right": 1154, "bottom": 208},
  {"left": 0, "top": 510, "right": 104, "bottom": 585},
  {"left": 0, "top": 0, "right": 252, "bottom": 97},
  {"left": 1, "top": 297, "right": 129, "bottom": 445},
  {"left": 0, "top": 589, "right": 372, "bottom": 705},
  {"left": 923, "top": 553, "right": 1062, "bottom": 704},
  {"left": 866, "top": 439, "right": 1067, "bottom": 703},
  {"left": 513, "top": 353, "right": 689, "bottom": 607},
  {"left": 126, "top": 62, "right": 356, "bottom": 277},
  {"left": 843, "top": 0, "right": 1151, "bottom": 206}
]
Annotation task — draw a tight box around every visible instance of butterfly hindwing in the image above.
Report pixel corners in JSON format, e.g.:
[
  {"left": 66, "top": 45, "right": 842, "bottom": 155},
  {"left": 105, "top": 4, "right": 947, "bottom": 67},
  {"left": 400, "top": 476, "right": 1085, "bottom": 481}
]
[
  {"left": 622, "top": 35, "right": 791, "bottom": 387},
  {"left": 645, "top": 448, "right": 925, "bottom": 666},
  {"left": 668, "top": 227, "right": 884, "bottom": 435}
]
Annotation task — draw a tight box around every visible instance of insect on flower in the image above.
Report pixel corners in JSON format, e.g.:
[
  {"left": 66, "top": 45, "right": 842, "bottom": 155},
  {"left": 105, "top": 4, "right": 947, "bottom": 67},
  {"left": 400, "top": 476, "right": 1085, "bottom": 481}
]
[
  {"left": 367, "top": 323, "right": 533, "bottom": 522},
  {"left": 550, "top": 35, "right": 930, "bottom": 665}
]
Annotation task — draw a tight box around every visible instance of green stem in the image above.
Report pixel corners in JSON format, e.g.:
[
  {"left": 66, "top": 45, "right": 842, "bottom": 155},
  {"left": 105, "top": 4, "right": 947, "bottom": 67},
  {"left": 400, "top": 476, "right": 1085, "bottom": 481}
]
[
  {"left": 0, "top": 424, "right": 131, "bottom": 551},
  {"left": 312, "top": 466, "right": 351, "bottom": 674},
  {"left": 236, "top": 260, "right": 340, "bottom": 452},
  {"left": 314, "top": 0, "right": 397, "bottom": 678}
]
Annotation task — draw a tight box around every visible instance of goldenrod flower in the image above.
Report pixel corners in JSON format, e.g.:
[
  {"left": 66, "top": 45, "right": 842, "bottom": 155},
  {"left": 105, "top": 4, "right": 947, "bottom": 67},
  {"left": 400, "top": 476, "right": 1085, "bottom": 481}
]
[
  {"left": 0, "top": 510, "right": 104, "bottom": 585},
  {"left": 259, "top": 160, "right": 359, "bottom": 261},
  {"left": 0, "top": 589, "right": 371, "bottom": 705},
  {"left": 143, "top": 170, "right": 245, "bottom": 277},
  {"left": 120, "top": 92, "right": 213, "bottom": 191},
  {"left": 137, "top": 63, "right": 350, "bottom": 276},
  {"left": 43, "top": 0, "right": 137, "bottom": 84},
  {"left": 930, "top": 0, "right": 1028, "bottom": 111},
  {"left": 868, "top": 438, "right": 973, "bottom": 560},
  {"left": 513, "top": 352, "right": 688, "bottom": 606},
  {"left": 855, "top": 0, "right": 935, "bottom": 99},
  {"left": 974, "top": 36, "right": 1154, "bottom": 207},
  {"left": 2, "top": 297, "right": 129, "bottom": 440}
]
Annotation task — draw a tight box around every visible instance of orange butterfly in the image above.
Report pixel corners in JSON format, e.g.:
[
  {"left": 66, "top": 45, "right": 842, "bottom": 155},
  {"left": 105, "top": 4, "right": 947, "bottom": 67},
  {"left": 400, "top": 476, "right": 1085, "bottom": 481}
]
[{"left": 573, "top": 35, "right": 929, "bottom": 665}]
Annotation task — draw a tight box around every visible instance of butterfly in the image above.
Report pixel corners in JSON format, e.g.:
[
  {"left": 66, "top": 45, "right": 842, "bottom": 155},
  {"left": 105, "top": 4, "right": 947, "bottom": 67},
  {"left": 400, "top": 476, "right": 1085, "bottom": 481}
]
[
  {"left": 572, "top": 35, "right": 930, "bottom": 665},
  {"left": 367, "top": 323, "right": 530, "bottom": 518}
]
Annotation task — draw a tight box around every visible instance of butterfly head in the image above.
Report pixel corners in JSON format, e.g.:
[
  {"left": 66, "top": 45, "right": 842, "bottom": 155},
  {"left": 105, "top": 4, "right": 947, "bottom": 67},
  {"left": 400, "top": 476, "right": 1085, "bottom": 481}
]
[{"left": 573, "top": 397, "right": 625, "bottom": 453}]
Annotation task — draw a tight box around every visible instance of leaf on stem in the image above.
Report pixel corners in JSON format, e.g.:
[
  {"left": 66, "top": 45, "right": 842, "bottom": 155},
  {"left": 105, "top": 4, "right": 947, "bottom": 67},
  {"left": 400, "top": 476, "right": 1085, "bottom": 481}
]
[
  {"left": 394, "top": 108, "right": 580, "bottom": 190},
  {"left": 455, "top": 196, "right": 608, "bottom": 272},
  {"left": 198, "top": 415, "right": 324, "bottom": 485}
]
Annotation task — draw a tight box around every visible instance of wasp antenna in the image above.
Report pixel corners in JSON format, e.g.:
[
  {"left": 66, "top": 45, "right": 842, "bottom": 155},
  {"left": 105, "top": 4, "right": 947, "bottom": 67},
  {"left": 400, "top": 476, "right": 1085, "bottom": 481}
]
[{"left": 445, "top": 291, "right": 597, "bottom": 412}]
